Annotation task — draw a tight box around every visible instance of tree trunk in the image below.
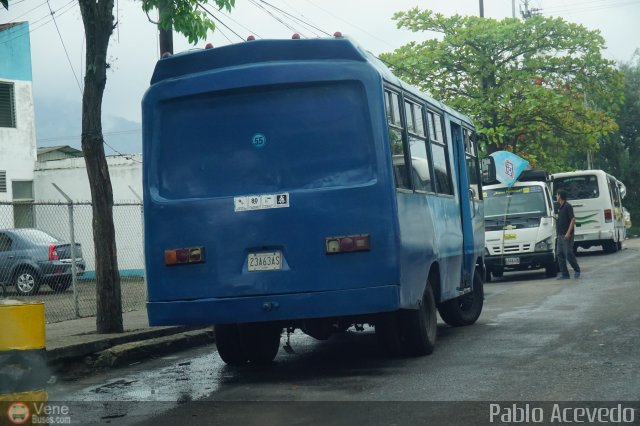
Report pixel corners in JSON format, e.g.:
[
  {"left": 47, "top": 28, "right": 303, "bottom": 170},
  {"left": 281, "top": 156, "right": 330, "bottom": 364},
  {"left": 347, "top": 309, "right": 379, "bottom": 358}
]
[{"left": 78, "top": 0, "right": 123, "bottom": 333}]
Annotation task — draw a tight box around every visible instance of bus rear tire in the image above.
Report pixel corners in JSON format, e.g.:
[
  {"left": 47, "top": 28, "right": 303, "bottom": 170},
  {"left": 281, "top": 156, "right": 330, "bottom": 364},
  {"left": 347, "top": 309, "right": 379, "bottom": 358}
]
[
  {"left": 438, "top": 271, "right": 484, "bottom": 327},
  {"left": 375, "top": 312, "right": 404, "bottom": 356},
  {"left": 215, "top": 324, "right": 248, "bottom": 366},
  {"left": 244, "top": 323, "right": 282, "bottom": 365},
  {"left": 402, "top": 283, "right": 437, "bottom": 356}
]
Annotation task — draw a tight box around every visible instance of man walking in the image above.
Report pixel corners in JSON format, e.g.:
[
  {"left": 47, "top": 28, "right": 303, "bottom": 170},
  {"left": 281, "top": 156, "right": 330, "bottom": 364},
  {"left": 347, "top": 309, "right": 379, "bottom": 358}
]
[{"left": 555, "top": 189, "right": 581, "bottom": 279}]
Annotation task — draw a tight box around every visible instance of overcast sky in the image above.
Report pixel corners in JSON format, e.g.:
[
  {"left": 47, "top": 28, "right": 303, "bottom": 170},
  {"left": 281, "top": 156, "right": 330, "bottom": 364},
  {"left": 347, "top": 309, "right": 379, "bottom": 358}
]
[{"left": 1, "top": 0, "right": 639, "bottom": 153}]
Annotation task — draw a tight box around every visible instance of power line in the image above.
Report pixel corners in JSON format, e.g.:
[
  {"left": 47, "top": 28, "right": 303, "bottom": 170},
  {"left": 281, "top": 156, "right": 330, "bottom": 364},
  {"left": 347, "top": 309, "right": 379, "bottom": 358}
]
[
  {"left": 216, "top": 7, "right": 262, "bottom": 39},
  {"left": 248, "top": 0, "right": 302, "bottom": 36},
  {"left": 257, "top": 0, "right": 331, "bottom": 37},
  {"left": 46, "top": 0, "right": 82, "bottom": 94},
  {"left": 197, "top": 2, "right": 244, "bottom": 42}
]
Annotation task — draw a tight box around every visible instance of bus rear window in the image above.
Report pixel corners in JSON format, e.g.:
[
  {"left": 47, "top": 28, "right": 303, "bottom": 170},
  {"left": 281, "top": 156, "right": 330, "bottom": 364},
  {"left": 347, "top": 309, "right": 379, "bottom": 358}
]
[
  {"left": 155, "top": 82, "right": 375, "bottom": 199},
  {"left": 554, "top": 175, "right": 599, "bottom": 200}
]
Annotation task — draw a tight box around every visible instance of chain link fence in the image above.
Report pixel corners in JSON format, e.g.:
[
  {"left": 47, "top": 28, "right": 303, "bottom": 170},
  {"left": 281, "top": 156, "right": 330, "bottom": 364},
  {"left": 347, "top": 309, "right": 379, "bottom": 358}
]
[{"left": 0, "top": 201, "right": 146, "bottom": 323}]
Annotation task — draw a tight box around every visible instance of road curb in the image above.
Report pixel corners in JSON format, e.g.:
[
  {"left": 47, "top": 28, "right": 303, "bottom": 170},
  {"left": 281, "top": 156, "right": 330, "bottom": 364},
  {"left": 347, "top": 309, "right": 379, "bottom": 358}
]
[
  {"left": 46, "top": 326, "right": 211, "bottom": 368},
  {"left": 93, "top": 328, "right": 215, "bottom": 368}
]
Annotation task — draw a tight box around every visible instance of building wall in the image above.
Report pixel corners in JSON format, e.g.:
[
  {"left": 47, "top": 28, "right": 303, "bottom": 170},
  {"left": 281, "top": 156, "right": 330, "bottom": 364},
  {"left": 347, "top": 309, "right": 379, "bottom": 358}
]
[
  {"left": 34, "top": 155, "right": 144, "bottom": 275},
  {"left": 0, "top": 22, "right": 37, "bottom": 212},
  {"left": 0, "top": 22, "right": 33, "bottom": 82}
]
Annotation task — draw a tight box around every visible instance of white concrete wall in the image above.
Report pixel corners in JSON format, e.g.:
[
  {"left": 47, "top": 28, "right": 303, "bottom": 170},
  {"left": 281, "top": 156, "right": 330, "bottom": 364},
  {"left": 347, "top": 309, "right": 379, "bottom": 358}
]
[
  {"left": 33, "top": 155, "right": 144, "bottom": 274},
  {"left": 0, "top": 80, "right": 37, "bottom": 211}
]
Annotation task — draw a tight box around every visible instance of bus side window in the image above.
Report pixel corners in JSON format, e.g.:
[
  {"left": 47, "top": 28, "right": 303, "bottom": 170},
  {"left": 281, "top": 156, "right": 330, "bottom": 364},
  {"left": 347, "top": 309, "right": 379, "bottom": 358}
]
[
  {"left": 464, "top": 129, "right": 481, "bottom": 200},
  {"left": 428, "top": 110, "right": 453, "bottom": 195},
  {"left": 386, "top": 90, "right": 410, "bottom": 190},
  {"left": 407, "top": 101, "right": 432, "bottom": 192}
]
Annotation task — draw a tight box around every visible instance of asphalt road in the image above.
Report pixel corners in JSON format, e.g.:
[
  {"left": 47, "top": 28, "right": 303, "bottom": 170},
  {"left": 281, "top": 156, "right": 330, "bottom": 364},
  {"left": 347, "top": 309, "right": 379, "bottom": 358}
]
[{"left": 47, "top": 239, "right": 640, "bottom": 425}]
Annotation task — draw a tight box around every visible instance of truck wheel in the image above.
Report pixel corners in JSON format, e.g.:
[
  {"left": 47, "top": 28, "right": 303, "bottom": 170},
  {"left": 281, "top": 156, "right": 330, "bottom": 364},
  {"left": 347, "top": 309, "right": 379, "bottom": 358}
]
[
  {"left": 438, "top": 271, "right": 484, "bottom": 327},
  {"left": 14, "top": 268, "right": 40, "bottom": 296},
  {"left": 243, "top": 323, "right": 282, "bottom": 365},
  {"left": 215, "top": 324, "right": 248, "bottom": 366},
  {"left": 545, "top": 261, "right": 558, "bottom": 277},
  {"left": 485, "top": 269, "right": 492, "bottom": 282},
  {"left": 401, "top": 283, "right": 437, "bottom": 356}
]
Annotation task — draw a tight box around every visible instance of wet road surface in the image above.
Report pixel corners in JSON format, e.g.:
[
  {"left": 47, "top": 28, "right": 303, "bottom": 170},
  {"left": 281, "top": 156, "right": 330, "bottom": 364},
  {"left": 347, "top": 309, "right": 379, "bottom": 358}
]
[{"left": 47, "top": 239, "right": 640, "bottom": 424}]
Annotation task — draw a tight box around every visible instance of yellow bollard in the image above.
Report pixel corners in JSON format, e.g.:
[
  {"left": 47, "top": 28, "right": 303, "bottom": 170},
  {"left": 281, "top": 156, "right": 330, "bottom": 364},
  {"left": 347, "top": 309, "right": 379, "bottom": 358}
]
[
  {"left": 0, "top": 300, "right": 45, "bottom": 351},
  {"left": 0, "top": 299, "right": 49, "bottom": 425}
]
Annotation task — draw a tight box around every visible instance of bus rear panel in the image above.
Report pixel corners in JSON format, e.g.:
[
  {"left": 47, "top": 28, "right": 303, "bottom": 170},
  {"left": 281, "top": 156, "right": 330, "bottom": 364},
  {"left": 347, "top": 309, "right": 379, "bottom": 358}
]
[{"left": 143, "top": 41, "right": 401, "bottom": 326}]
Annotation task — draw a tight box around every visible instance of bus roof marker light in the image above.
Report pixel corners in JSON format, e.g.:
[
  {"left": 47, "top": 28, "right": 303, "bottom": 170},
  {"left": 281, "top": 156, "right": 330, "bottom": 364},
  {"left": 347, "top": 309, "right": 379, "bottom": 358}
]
[
  {"left": 247, "top": 35, "right": 255, "bottom": 41},
  {"left": 205, "top": 43, "right": 214, "bottom": 49},
  {"left": 292, "top": 33, "right": 301, "bottom": 39},
  {"left": 334, "top": 31, "right": 343, "bottom": 38}
]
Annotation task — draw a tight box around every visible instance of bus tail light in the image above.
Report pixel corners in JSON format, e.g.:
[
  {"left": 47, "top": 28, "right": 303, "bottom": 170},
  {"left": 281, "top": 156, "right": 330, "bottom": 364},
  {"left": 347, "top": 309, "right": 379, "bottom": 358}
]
[
  {"left": 165, "top": 247, "right": 205, "bottom": 266},
  {"left": 325, "top": 235, "right": 370, "bottom": 254},
  {"left": 604, "top": 209, "right": 613, "bottom": 222}
]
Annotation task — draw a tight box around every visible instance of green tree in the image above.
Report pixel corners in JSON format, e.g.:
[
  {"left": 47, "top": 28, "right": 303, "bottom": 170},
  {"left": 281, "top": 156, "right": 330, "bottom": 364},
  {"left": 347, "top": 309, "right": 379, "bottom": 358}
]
[
  {"left": 380, "top": 9, "right": 623, "bottom": 170},
  {"left": 78, "top": 0, "right": 234, "bottom": 333},
  {"left": 594, "top": 52, "right": 640, "bottom": 234}
]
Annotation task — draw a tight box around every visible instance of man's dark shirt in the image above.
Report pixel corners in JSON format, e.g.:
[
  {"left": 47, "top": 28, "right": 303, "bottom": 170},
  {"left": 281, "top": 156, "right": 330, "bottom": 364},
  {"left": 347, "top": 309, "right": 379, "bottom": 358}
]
[{"left": 557, "top": 202, "right": 575, "bottom": 236}]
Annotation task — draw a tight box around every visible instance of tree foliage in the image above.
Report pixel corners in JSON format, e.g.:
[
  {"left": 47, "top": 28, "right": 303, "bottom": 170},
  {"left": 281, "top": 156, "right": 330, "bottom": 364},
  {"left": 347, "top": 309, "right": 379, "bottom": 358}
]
[
  {"left": 594, "top": 52, "right": 640, "bottom": 232},
  {"left": 78, "top": 0, "right": 234, "bottom": 332},
  {"left": 143, "top": 0, "right": 234, "bottom": 44},
  {"left": 380, "top": 9, "right": 624, "bottom": 170}
]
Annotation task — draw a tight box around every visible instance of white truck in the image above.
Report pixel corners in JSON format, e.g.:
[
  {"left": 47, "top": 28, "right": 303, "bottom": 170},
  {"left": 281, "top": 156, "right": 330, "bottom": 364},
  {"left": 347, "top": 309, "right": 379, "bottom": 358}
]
[{"left": 483, "top": 170, "right": 557, "bottom": 281}]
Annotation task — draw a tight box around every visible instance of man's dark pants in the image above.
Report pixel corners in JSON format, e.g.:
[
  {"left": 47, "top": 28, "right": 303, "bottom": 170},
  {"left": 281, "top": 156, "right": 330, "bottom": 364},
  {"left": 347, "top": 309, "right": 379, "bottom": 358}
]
[{"left": 556, "top": 235, "right": 580, "bottom": 277}]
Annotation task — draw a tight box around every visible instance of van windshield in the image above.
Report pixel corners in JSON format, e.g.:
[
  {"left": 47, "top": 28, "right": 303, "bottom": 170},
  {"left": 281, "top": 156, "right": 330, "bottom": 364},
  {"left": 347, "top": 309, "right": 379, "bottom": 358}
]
[
  {"left": 484, "top": 186, "right": 546, "bottom": 218},
  {"left": 553, "top": 175, "right": 599, "bottom": 200}
]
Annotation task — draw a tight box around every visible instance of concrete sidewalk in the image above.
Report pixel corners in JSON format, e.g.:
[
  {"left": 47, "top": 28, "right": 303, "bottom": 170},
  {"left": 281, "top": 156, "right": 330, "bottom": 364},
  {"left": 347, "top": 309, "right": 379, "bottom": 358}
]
[{"left": 45, "top": 309, "right": 214, "bottom": 371}]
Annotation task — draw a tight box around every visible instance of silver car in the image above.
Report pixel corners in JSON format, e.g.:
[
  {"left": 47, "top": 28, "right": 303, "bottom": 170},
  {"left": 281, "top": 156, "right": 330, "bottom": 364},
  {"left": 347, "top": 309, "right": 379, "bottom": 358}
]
[{"left": 0, "top": 228, "right": 85, "bottom": 296}]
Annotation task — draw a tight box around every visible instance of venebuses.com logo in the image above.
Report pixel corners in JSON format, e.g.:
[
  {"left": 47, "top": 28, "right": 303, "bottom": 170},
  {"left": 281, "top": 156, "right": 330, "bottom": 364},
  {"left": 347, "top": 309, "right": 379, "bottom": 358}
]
[
  {"left": 6, "top": 402, "right": 30, "bottom": 425},
  {"left": 5, "top": 401, "right": 71, "bottom": 425}
]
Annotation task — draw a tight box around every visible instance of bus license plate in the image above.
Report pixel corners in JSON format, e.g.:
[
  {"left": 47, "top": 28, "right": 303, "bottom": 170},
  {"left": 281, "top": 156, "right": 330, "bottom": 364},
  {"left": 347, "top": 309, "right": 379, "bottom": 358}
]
[
  {"left": 505, "top": 257, "right": 520, "bottom": 266},
  {"left": 248, "top": 252, "right": 282, "bottom": 272}
]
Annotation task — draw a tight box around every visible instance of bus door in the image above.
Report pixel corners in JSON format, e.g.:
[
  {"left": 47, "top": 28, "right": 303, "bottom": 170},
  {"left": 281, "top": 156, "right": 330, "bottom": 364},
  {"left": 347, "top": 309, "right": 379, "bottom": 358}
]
[{"left": 449, "top": 120, "right": 476, "bottom": 290}]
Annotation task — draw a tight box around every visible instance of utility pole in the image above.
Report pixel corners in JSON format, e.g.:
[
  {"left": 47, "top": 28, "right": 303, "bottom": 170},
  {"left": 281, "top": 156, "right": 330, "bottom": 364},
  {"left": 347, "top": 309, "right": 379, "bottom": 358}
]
[
  {"left": 521, "top": 0, "right": 541, "bottom": 20},
  {"left": 479, "top": 0, "right": 484, "bottom": 17},
  {"left": 512, "top": 0, "right": 516, "bottom": 18}
]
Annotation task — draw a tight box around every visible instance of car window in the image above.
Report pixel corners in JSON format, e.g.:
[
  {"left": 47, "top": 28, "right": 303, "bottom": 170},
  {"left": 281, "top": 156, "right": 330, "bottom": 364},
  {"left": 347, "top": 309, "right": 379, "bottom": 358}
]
[{"left": 0, "top": 234, "right": 12, "bottom": 252}]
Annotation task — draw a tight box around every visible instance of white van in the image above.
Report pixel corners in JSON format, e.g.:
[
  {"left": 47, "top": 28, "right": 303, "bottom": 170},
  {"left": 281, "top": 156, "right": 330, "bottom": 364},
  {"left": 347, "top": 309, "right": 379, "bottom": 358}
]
[
  {"left": 551, "top": 170, "right": 626, "bottom": 253},
  {"left": 483, "top": 171, "right": 557, "bottom": 281}
]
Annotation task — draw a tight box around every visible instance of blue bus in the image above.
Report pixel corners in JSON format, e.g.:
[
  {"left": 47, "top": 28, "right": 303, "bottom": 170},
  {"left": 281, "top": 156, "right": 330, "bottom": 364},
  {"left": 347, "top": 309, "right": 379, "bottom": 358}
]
[{"left": 142, "top": 36, "right": 485, "bottom": 365}]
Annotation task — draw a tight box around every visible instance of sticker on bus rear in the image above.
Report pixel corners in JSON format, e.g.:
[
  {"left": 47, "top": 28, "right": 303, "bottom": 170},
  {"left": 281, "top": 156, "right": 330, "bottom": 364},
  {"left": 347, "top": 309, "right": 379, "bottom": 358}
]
[{"left": 234, "top": 193, "right": 289, "bottom": 212}]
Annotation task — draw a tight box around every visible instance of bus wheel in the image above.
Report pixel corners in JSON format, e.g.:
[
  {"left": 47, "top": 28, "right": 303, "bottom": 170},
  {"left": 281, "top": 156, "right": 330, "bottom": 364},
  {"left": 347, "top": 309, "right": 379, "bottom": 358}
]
[
  {"left": 438, "top": 271, "right": 484, "bottom": 327},
  {"left": 375, "top": 312, "right": 404, "bottom": 356},
  {"left": 243, "top": 323, "right": 282, "bottom": 365},
  {"left": 401, "top": 283, "right": 437, "bottom": 356},
  {"left": 215, "top": 324, "right": 248, "bottom": 366}
]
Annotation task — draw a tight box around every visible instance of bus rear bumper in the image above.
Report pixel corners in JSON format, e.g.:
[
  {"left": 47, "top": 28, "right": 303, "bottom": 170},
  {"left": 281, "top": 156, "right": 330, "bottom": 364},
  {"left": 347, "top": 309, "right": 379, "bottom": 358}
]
[{"left": 147, "top": 285, "right": 400, "bottom": 326}]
